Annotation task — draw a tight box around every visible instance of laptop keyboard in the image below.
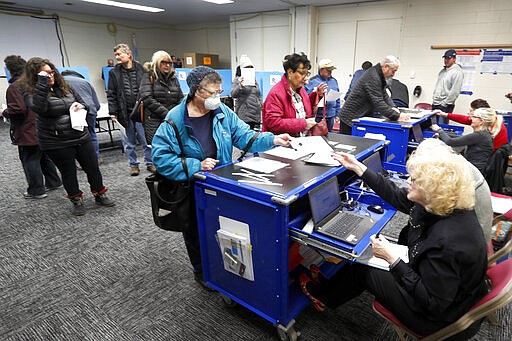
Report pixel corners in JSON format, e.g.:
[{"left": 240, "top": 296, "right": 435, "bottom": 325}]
[{"left": 322, "top": 213, "right": 364, "bottom": 239}]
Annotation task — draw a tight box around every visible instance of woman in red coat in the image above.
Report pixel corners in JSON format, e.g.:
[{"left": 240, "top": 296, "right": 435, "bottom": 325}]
[
  {"left": 436, "top": 98, "right": 508, "bottom": 151},
  {"left": 262, "top": 53, "right": 326, "bottom": 136}
]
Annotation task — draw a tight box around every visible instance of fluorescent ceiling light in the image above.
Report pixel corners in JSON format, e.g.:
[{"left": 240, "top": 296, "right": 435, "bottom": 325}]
[
  {"left": 202, "top": 0, "right": 234, "bottom": 4},
  {"left": 80, "top": 0, "right": 164, "bottom": 13}
]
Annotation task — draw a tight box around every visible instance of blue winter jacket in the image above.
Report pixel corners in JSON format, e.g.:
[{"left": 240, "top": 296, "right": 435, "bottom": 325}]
[
  {"left": 152, "top": 98, "right": 276, "bottom": 181},
  {"left": 304, "top": 74, "right": 340, "bottom": 118}
]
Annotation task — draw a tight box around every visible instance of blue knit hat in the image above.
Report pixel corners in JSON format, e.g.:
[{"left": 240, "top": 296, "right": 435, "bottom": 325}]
[{"left": 187, "top": 66, "right": 216, "bottom": 97}]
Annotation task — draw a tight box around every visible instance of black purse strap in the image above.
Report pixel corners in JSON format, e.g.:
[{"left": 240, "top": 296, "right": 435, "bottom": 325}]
[
  {"left": 164, "top": 118, "right": 189, "bottom": 178},
  {"left": 237, "top": 131, "right": 260, "bottom": 162}
]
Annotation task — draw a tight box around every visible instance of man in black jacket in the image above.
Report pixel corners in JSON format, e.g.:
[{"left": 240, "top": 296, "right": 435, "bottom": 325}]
[
  {"left": 339, "top": 55, "right": 410, "bottom": 134},
  {"left": 107, "top": 44, "right": 154, "bottom": 176}
]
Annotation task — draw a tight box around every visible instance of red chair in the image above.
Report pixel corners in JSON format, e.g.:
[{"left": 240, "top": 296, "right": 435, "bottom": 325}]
[
  {"left": 373, "top": 258, "right": 512, "bottom": 340},
  {"left": 414, "top": 103, "right": 432, "bottom": 110}
]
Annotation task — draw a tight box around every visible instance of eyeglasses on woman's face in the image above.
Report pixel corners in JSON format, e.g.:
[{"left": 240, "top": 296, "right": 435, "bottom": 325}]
[
  {"left": 200, "top": 87, "right": 223, "bottom": 96},
  {"left": 160, "top": 61, "right": 172, "bottom": 66},
  {"left": 295, "top": 68, "right": 311, "bottom": 78}
]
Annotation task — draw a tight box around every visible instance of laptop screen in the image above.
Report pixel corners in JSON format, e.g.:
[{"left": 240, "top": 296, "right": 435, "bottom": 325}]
[
  {"left": 362, "top": 152, "right": 383, "bottom": 174},
  {"left": 309, "top": 177, "right": 341, "bottom": 225}
]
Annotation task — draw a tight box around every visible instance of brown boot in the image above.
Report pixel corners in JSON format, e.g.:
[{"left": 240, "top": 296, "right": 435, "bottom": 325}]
[{"left": 130, "top": 166, "right": 140, "bottom": 176}]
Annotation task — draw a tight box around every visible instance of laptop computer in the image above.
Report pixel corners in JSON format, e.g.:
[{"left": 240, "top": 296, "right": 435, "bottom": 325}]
[
  {"left": 361, "top": 151, "right": 409, "bottom": 189},
  {"left": 308, "top": 177, "right": 375, "bottom": 245}
]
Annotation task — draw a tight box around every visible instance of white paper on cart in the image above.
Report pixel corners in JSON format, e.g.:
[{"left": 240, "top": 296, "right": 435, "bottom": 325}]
[
  {"left": 217, "top": 216, "right": 254, "bottom": 281},
  {"left": 262, "top": 146, "right": 311, "bottom": 160},
  {"left": 235, "top": 157, "right": 288, "bottom": 173},
  {"left": 356, "top": 242, "right": 409, "bottom": 271}
]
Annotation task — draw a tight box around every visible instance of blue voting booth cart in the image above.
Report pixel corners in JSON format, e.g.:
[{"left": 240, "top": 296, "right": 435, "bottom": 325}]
[
  {"left": 351, "top": 113, "right": 464, "bottom": 173},
  {"left": 193, "top": 134, "right": 396, "bottom": 340}
]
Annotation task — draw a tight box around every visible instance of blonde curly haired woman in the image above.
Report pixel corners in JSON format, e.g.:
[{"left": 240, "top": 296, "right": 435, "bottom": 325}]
[{"left": 299, "top": 143, "right": 488, "bottom": 338}]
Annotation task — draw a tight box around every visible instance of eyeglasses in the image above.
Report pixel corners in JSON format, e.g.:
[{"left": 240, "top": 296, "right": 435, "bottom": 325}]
[
  {"left": 200, "top": 87, "right": 223, "bottom": 96},
  {"left": 160, "top": 61, "right": 172, "bottom": 66},
  {"left": 296, "top": 69, "right": 311, "bottom": 77}
]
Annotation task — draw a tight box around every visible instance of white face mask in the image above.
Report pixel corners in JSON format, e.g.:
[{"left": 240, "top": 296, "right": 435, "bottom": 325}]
[{"left": 204, "top": 94, "right": 221, "bottom": 110}]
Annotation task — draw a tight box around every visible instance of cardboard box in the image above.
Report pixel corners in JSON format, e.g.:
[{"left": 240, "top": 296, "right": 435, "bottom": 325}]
[{"left": 183, "top": 53, "right": 219, "bottom": 68}]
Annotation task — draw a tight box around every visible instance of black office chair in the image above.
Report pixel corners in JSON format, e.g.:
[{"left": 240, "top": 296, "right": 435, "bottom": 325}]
[
  {"left": 389, "top": 79, "right": 409, "bottom": 108},
  {"left": 485, "top": 144, "right": 511, "bottom": 193}
]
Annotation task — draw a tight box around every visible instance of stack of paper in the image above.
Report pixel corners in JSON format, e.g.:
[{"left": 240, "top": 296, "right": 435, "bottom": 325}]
[{"left": 356, "top": 242, "right": 409, "bottom": 271}]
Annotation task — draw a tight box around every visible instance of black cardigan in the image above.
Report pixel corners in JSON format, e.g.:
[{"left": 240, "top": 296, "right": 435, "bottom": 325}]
[{"left": 361, "top": 169, "right": 488, "bottom": 324}]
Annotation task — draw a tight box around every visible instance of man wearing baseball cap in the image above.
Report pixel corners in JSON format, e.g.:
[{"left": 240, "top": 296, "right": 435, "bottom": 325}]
[
  {"left": 304, "top": 58, "right": 340, "bottom": 132},
  {"left": 432, "top": 49, "right": 464, "bottom": 124}
]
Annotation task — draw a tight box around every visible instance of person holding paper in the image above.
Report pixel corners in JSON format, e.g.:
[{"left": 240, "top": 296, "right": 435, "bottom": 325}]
[
  {"left": 21, "top": 57, "right": 114, "bottom": 216},
  {"left": 304, "top": 58, "right": 340, "bottom": 132},
  {"left": 300, "top": 143, "right": 488, "bottom": 337},
  {"left": 230, "top": 55, "right": 262, "bottom": 130},
  {"left": 62, "top": 70, "right": 102, "bottom": 162},
  {"left": 262, "top": 53, "right": 326, "bottom": 136},
  {"left": 152, "top": 66, "right": 292, "bottom": 290}
]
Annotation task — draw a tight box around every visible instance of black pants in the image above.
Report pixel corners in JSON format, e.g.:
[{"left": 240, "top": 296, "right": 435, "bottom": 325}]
[
  {"left": 18, "top": 145, "right": 62, "bottom": 195},
  {"left": 182, "top": 221, "right": 202, "bottom": 274},
  {"left": 432, "top": 104, "right": 455, "bottom": 124},
  {"left": 309, "top": 263, "right": 455, "bottom": 336},
  {"left": 45, "top": 140, "right": 104, "bottom": 197}
]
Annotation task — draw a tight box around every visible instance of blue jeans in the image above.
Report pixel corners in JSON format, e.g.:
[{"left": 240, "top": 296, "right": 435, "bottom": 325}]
[
  {"left": 18, "top": 145, "right": 62, "bottom": 195},
  {"left": 86, "top": 114, "right": 100, "bottom": 158},
  {"left": 120, "top": 119, "right": 152, "bottom": 167}
]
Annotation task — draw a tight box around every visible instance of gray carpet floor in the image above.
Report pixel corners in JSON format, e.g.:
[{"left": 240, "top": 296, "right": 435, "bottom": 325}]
[{"left": 0, "top": 121, "right": 510, "bottom": 341}]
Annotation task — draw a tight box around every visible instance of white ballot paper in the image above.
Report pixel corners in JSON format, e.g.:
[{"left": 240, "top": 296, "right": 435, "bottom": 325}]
[
  {"left": 357, "top": 242, "right": 409, "bottom": 271},
  {"left": 325, "top": 89, "right": 341, "bottom": 102},
  {"left": 240, "top": 67, "right": 256, "bottom": 86},
  {"left": 69, "top": 105, "right": 88, "bottom": 131},
  {"left": 236, "top": 157, "right": 288, "bottom": 173}
]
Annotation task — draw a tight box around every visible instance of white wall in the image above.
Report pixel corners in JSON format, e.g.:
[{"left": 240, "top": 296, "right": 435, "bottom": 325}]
[
  {"left": 0, "top": 11, "right": 230, "bottom": 103},
  {"left": 316, "top": 0, "right": 512, "bottom": 113},
  {"left": 231, "top": 0, "right": 512, "bottom": 113}
]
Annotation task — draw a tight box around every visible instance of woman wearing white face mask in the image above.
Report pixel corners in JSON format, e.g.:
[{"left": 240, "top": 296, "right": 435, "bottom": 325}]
[{"left": 151, "top": 66, "right": 293, "bottom": 290}]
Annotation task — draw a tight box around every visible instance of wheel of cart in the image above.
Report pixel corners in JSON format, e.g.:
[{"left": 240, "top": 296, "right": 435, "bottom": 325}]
[
  {"left": 277, "top": 320, "right": 299, "bottom": 341},
  {"left": 219, "top": 293, "right": 238, "bottom": 307}
]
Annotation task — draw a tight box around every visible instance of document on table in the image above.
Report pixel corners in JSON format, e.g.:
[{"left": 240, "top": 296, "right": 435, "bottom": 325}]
[
  {"left": 235, "top": 156, "right": 289, "bottom": 173},
  {"left": 356, "top": 242, "right": 409, "bottom": 271},
  {"left": 304, "top": 151, "right": 338, "bottom": 166},
  {"left": 290, "top": 136, "right": 334, "bottom": 154},
  {"left": 262, "top": 146, "right": 312, "bottom": 160}
]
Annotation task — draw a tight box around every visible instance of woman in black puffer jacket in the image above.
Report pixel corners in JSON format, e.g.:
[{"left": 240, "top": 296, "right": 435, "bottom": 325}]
[
  {"left": 139, "top": 50, "right": 184, "bottom": 145},
  {"left": 21, "top": 57, "right": 114, "bottom": 216}
]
